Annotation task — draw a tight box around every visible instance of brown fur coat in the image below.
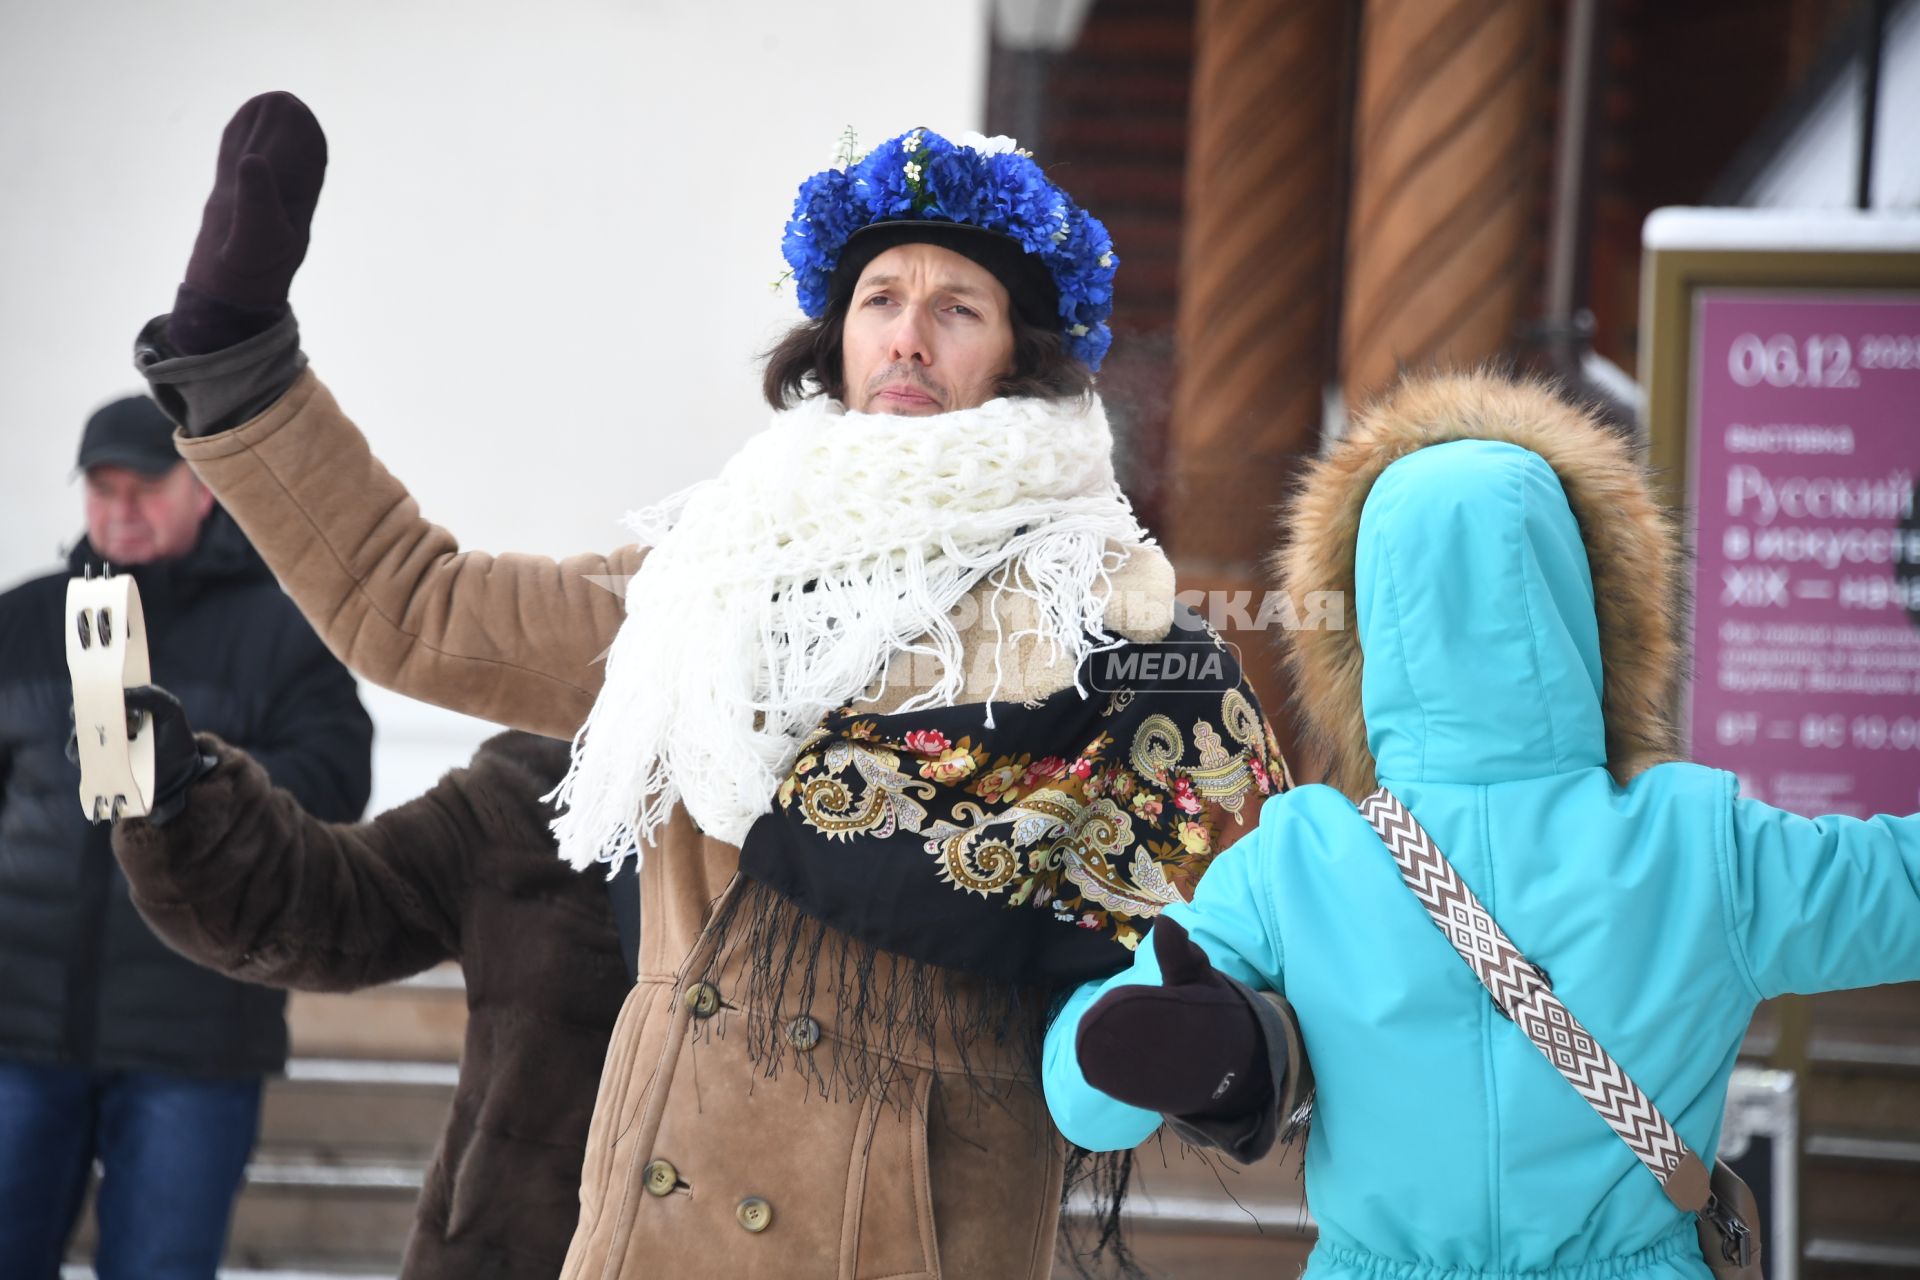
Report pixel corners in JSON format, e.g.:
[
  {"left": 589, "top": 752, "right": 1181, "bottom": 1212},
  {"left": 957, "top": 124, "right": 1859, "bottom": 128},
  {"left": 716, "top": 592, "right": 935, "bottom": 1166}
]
[{"left": 113, "top": 730, "right": 627, "bottom": 1280}]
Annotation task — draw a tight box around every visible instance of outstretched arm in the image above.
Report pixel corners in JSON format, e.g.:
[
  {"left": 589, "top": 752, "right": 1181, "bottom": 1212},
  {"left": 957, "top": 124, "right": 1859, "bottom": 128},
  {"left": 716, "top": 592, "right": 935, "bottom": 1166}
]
[
  {"left": 116, "top": 740, "right": 458, "bottom": 991},
  {"left": 1723, "top": 783, "right": 1920, "bottom": 999},
  {"left": 112, "top": 692, "right": 559, "bottom": 991},
  {"left": 1043, "top": 813, "right": 1289, "bottom": 1155}
]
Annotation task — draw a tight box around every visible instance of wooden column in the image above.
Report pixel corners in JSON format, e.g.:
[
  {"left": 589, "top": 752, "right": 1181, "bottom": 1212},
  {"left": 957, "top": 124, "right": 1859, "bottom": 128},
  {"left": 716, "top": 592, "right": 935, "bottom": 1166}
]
[
  {"left": 1341, "top": 0, "right": 1550, "bottom": 406},
  {"left": 1162, "top": 1, "right": 1350, "bottom": 773},
  {"left": 1165, "top": 0, "right": 1346, "bottom": 573}
]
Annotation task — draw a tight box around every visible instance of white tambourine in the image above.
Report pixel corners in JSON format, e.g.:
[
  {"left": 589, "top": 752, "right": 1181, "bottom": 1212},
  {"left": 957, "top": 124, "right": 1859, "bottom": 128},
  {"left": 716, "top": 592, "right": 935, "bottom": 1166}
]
[{"left": 65, "top": 571, "right": 156, "bottom": 821}]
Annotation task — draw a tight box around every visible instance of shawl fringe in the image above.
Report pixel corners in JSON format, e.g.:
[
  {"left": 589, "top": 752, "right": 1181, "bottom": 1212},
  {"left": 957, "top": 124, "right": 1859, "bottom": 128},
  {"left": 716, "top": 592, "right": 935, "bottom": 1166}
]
[
  {"left": 692, "top": 877, "right": 1044, "bottom": 1106},
  {"left": 692, "top": 878, "right": 1147, "bottom": 1277}
]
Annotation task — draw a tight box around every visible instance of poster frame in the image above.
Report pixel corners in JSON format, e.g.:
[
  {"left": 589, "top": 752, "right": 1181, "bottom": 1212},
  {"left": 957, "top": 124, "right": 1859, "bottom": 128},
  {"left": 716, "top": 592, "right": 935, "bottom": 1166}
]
[{"left": 1639, "top": 211, "right": 1920, "bottom": 511}]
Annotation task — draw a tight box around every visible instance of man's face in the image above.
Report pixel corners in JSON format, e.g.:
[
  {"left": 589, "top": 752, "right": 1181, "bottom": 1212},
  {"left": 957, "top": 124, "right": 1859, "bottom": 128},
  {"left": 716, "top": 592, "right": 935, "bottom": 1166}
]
[
  {"left": 83, "top": 463, "right": 214, "bottom": 565},
  {"left": 840, "top": 243, "right": 1018, "bottom": 416}
]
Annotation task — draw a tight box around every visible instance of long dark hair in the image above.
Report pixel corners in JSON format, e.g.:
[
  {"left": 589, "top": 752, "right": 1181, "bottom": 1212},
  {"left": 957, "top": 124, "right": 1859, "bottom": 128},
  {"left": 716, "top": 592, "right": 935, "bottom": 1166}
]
[{"left": 761, "top": 291, "right": 1095, "bottom": 409}]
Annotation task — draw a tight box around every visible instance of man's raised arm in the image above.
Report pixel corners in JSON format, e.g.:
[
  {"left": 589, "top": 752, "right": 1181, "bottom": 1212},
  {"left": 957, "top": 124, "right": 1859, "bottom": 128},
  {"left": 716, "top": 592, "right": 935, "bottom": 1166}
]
[{"left": 134, "top": 93, "right": 637, "bottom": 738}]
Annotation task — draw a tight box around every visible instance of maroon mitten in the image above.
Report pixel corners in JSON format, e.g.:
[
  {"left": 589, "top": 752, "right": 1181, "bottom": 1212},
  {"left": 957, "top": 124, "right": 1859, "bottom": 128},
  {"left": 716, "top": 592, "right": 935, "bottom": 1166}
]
[
  {"left": 1074, "top": 917, "right": 1272, "bottom": 1119},
  {"left": 169, "top": 91, "right": 328, "bottom": 353}
]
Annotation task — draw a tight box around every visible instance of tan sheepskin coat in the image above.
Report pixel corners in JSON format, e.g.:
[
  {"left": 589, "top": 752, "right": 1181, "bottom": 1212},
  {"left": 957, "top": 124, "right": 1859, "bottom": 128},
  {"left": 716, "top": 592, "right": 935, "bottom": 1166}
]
[{"left": 175, "top": 368, "right": 1177, "bottom": 1280}]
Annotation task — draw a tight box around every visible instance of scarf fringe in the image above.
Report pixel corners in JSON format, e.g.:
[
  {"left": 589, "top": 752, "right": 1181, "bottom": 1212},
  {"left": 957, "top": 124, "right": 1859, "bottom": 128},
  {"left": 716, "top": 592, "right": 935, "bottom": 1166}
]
[
  {"left": 1060, "top": 1145, "right": 1143, "bottom": 1278},
  {"left": 1058, "top": 1111, "right": 1316, "bottom": 1279},
  {"left": 693, "top": 877, "right": 1045, "bottom": 1106},
  {"left": 694, "top": 877, "right": 1147, "bottom": 1278}
]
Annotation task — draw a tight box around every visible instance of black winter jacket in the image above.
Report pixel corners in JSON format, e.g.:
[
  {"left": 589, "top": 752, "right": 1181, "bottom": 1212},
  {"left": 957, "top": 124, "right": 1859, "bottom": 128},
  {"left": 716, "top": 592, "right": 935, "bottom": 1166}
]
[{"left": 0, "top": 511, "right": 371, "bottom": 1076}]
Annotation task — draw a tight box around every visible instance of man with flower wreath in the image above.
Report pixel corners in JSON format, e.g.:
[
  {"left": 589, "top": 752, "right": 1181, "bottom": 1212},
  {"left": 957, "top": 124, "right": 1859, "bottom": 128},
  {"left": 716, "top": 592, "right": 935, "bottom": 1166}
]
[{"left": 128, "top": 93, "right": 1292, "bottom": 1278}]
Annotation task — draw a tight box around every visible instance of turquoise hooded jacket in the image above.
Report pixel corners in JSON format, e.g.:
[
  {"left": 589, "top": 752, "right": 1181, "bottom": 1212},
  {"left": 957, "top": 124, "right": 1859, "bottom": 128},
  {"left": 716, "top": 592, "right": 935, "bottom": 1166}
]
[{"left": 1043, "top": 395, "right": 1920, "bottom": 1279}]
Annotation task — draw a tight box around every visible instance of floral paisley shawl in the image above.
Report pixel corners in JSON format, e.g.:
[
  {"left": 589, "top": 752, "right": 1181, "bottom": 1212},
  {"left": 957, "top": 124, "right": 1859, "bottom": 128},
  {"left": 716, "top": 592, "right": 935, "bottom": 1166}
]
[{"left": 736, "top": 609, "right": 1291, "bottom": 986}]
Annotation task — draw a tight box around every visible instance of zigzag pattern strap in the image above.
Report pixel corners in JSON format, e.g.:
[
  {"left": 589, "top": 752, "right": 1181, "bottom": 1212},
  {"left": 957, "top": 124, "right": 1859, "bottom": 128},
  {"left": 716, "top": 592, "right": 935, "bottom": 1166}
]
[{"left": 1358, "top": 788, "right": 1708, "bottom": 1211}]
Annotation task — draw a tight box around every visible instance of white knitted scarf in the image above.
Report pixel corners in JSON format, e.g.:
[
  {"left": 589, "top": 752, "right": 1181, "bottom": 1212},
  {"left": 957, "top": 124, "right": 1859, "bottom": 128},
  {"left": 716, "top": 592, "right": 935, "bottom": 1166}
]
[{"left": 548, "top": 392, "right": 1149, "bottom": 871}]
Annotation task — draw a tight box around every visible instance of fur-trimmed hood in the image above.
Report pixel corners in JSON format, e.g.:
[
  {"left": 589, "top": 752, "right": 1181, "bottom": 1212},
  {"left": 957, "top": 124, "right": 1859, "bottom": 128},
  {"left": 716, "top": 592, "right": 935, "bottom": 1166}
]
[{"left": 1278, "top": 372, "right": 1682, "bottom": 800}]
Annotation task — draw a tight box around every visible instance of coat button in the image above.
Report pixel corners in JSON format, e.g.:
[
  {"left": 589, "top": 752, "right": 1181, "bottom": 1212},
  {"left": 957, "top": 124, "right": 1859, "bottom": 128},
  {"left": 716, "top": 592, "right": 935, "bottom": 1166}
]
[
  {"left": 736, "top": 1196, "right": 773, "bottom": 1233},
  {"left": 644, "top": 1159, "right": 678, "bottom": 1197},
  {"left": 785, "top": 1015, "right": 821, "bottom": 1052},
  {"left": 683, "top": 981, "right": 720, "bottom": 1019}
]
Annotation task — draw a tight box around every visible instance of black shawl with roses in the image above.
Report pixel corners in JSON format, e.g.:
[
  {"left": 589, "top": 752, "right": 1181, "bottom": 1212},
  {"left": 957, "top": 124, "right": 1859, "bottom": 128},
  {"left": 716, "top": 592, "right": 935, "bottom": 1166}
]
[
  {"left": 699, "top": 605, "right": 1287, "bottom": 1070},
  {"left": 737, "top": 610, "right": 1289, "bottom": 986}
]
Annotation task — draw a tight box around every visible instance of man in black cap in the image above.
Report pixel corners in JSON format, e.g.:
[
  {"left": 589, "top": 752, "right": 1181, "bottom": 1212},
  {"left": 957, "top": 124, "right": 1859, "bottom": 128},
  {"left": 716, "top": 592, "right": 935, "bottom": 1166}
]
[
  {"left": 0, "top": 393, "right": 373, "bottom": 1280},
  {"left": 74, "top": 395, "right": 221, "bottom": 565}
]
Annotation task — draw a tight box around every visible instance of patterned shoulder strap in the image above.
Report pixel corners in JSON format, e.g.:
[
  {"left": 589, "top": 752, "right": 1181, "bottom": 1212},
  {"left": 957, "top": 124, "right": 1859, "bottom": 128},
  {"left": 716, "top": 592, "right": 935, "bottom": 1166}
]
[{"left": 1357, "top": 788, "right": 1712, "bottom": 1213}]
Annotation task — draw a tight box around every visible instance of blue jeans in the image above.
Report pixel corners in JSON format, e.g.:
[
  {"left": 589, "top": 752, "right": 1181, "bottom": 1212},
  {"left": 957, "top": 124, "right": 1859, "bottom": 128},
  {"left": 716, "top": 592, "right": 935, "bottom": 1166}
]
[{"left": 0, "top": 1059, "right": 262, "bottom": 1280}]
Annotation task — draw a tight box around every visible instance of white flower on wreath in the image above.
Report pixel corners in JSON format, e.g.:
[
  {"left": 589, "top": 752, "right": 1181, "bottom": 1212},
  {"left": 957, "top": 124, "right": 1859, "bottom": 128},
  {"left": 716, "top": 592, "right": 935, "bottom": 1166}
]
[
  {"left": 830, "top": 125, "right": 863, "bottom": 169},
  {"left": 954, "top": 130, "right": 1024, "bottom": 156}
]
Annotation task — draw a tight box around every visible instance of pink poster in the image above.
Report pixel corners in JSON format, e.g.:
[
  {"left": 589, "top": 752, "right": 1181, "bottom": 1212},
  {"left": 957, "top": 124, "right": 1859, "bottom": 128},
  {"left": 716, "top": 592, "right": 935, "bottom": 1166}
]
[{"left": 1689, "top": 289, "right": 1920, "bottom": 818}]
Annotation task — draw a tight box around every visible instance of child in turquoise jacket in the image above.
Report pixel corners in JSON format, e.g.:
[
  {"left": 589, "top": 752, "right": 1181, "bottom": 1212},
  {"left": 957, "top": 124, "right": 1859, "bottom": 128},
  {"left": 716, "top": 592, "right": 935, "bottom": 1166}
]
[{"left": 1043, "top": 373, "right": 1920, "bottom": 1280}]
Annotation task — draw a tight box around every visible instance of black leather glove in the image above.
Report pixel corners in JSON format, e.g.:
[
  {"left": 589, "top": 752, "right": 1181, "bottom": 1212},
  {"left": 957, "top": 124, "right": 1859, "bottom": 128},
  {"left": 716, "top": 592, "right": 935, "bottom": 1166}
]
[
  {"left": 169, "top": 91, "right": 328, "bottom": 354},
  {"left": 1075, "top": 916, "right": 1273, "bottom": 1120},
  {"left": 123, "top": 685, "right": 218, "bottom": 826}
]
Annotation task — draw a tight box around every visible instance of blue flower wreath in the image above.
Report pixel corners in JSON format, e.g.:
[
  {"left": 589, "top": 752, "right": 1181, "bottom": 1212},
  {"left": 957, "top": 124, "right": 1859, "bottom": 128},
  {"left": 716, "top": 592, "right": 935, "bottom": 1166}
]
[{"left": 781, "top": 128, "right": 1119, "bottom": 370}]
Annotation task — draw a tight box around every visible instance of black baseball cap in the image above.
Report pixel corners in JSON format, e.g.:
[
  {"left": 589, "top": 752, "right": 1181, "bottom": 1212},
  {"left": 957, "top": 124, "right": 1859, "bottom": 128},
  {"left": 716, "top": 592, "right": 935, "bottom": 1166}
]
[{"left": 76, "top": 396, "right": 180, "bottom": 477}]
